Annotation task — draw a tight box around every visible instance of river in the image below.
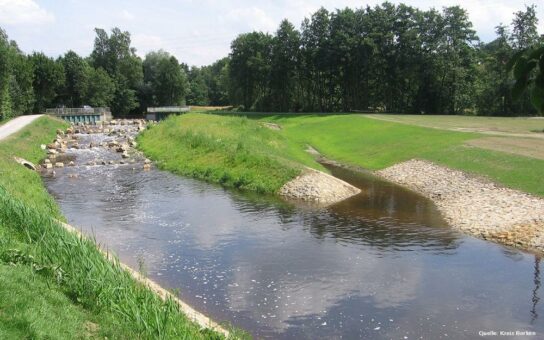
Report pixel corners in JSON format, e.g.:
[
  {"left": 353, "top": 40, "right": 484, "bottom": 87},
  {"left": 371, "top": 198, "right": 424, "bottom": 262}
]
[{"left": 42, "top": 124, "right": 543, "bottom": 339}]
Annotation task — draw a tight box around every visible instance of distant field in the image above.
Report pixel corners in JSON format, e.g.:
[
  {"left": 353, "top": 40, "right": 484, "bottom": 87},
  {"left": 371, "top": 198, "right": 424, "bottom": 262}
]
[
  {"left": 257, "top": 114, "right": 544, "bottom": 197},
  {"left": 364, "top": 114, "right": 544, "bottom": 135}
]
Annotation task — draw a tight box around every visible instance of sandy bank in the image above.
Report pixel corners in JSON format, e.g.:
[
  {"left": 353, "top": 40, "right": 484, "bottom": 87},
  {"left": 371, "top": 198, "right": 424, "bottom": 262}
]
[
  {"left": 279, "top": 167, "right": 361, "bottom": 205},
  {"left": 377, "top": 159, "right": 544, "bottom": 253}
]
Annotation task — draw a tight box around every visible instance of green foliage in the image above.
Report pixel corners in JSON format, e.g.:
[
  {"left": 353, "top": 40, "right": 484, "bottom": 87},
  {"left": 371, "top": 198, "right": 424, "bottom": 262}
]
[
  {"left": 58, "top": 50, "right": 91, "bottom": 107},
  {"left": 138, "top": 113, "right": 319, "bottom": 193},
  {"left": 91, "top": 28, "right": 144, "bottom": 117},
  {"left": 508, "top": 44, "right": 544, "bottom": 114},
  {"left": 187, "top": 66, "right": 209, "bottom": 106},
  {"left": 86, "top": 67, "right": 115, "bottom": 107},
  {"left": 143, "top": 50, "right": 189, "bottom": 107},
  {"left": 29, "top": 52, "right": 65, "bottom": 113}
]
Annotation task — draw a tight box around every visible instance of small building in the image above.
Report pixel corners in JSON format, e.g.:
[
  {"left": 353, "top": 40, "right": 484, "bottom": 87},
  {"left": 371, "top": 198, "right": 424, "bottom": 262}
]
[
  {"left": 146, "top": 106, "right": 190, "bottom": 121},
  {"left": 46, "top": 107, "right": 112, "bottom": 124}
]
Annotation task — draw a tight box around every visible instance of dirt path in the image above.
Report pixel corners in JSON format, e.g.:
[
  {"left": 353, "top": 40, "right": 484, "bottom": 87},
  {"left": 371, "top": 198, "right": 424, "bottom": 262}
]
[{"left": 0, "top": 115, "right": 43, "bottom": 141}]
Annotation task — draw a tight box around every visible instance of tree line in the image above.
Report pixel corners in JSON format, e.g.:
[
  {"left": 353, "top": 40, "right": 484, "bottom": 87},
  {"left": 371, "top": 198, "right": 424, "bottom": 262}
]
[
  {"left": 0, "top": 27, "right": 203, "bottom": 119},
  {"left": 1, "top": 2, "right": 542, "bottom": 119},
  {"left": 226, "top": 3, "right": 543, "bottom": 115}
]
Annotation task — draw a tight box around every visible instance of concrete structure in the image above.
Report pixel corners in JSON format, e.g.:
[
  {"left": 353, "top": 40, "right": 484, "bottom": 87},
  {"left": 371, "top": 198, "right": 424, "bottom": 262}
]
[
  {"left": 46, "top": 107, "right": 112, "bottom": 124},
  {"left": 146, "top": 106, "right": 190, "bottom": 121}
]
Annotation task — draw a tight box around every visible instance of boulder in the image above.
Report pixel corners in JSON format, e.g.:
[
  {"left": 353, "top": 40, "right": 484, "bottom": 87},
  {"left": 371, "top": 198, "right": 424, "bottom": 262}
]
[{"left": 54, "top": 162, "right": 64, "bottom": 168}]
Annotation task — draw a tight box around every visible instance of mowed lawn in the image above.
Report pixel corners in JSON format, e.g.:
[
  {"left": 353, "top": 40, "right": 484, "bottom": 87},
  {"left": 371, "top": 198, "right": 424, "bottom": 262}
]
[{"left": 258, "top": 114, "right": 544, "bottom": 197}]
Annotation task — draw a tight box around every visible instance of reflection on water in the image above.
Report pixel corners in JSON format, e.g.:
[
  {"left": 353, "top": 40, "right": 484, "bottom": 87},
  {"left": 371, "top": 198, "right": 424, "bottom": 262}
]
[{"left": 43, "top": 130, "right": 543, "bottom": 339}]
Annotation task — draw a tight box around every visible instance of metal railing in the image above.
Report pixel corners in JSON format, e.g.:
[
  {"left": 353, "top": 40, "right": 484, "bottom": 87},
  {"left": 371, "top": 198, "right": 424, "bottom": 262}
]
[
  {"left": 147, "top": 106, "right": 190, "bottom": 113},
  {"left": 46, "top": 107, "right": 111, "bottom": 116}
]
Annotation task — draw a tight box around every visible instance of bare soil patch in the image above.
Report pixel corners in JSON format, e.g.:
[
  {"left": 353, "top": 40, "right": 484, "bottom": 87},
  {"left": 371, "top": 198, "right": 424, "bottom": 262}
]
[{"left": 466, "top": 137, "right": 544, "bottom": 160}]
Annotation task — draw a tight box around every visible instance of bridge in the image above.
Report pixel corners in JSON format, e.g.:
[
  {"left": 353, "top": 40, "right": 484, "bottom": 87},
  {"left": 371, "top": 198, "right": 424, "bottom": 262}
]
[
  {"left": 46, "top": 107, "right": 112, "bottom": 124},
  {"left": 146, "top": 106, "right": 190, "bottom": 121}
]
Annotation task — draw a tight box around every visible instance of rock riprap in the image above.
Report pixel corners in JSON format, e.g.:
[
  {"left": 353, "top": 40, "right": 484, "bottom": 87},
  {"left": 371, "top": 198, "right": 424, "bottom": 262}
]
[
  {"left": 377, "top": 159, "right": 544, "bottom": 252},
  {"left": 279, "top": 168, "right": 361, "bottom": 205}
]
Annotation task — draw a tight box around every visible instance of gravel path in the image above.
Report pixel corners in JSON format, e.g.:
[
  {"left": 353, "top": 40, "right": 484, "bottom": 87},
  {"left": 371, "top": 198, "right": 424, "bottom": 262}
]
[
  {"left": 377, "top": 159, "right": 544, "bottom": 253},
  {"left": 0, "top": 115, "right": 43, "bottom": 140}
]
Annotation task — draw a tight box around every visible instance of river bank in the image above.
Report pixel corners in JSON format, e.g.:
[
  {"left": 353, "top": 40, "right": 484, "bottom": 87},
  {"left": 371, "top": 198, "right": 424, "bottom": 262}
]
[
  {"left": 377, "top": 159, "right": 544, "bottom": 253},
  {"left": 137, "top": 113, "right": 360, "bottom": 204},
  {"left": 0, "top": 116, "right": 233, "bottom": 339}
]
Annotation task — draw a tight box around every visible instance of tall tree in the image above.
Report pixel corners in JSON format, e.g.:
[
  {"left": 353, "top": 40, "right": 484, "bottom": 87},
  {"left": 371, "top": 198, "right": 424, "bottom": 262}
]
[
  {"left": 59, "top": 51, "right": 91, "bottom": 107},
  {"left": 29, "top": 52, "right": 65, "bottom": 113},
  {"left": 229, "top": 32, "right": 272, "bottom": 110},
  {"left": 511, "top": 5, "right": 539, "bottom": 50},
  {"left": 270, "top": 20, "right": 301, "bottom": 111},
  {"left": 90, "top": 28, "right": 143, "bottom": 117},
  {"left": 142, "top": 50, "right": 188, "bottom": 107}
]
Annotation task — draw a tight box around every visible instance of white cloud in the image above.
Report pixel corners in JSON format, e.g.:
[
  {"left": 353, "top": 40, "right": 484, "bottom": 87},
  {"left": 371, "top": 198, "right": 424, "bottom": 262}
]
[
  {"left": 0, "top": 0, "right": 54, "bottom": 25},
  {"left": 224, "top": 6, "right": 277, "bottom": 32},
  {"left": 120, "top": 9, "right": 135, "bottom": 21},
  {"left": 132, "top": 33, "right": 164, "bottom": 56}
]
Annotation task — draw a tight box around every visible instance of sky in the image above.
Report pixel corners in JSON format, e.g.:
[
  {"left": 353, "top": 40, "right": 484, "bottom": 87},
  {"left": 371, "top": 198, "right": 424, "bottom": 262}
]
[{"left": 0, "top": 0, "right": 543, "bottom": 67}]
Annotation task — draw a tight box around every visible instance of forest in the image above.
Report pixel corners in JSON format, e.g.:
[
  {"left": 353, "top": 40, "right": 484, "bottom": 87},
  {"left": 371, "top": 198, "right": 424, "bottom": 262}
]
[{"left": 0, "top": 2, "right": 542, "bottom": 119}]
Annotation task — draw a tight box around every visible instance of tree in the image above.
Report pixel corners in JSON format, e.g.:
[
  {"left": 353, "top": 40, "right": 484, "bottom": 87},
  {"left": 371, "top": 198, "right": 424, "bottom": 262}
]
[
  {"left": 29, "top": 52, "right": 65, "bottom": 113},
  {"left": 91, "top": 28, "right": 143, "bottom": 116},
  {"left": 85, "top": 67, "right": 115, "bottom": 107},
  {"left": 186, "top": 66, "right": 209, "bottom": 106},
  {"left": 143, "top": 50, "right": 188, "bottom": 107},
  {"left": 0, "top": 28, "right": 13, "bottom": 119},
  {"left": 270, "top": 20, "right": 301, "bottom": 111},
  {"left": 229, "top": 32, "right": 273, "bottom": 110},
  {"left": 511, "top": 5, "right": 539, "bottom": 50},
  {"left": 59, "top": 51, "right": 91, "bottom": 107},
  {"left": 508, "top": 45, "right": 544, "bottom": 114}
]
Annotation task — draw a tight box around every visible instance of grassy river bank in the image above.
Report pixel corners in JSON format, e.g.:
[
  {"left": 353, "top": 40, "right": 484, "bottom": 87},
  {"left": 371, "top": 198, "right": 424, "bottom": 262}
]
[
  {"left": 139, "top": 112, "right": 544, "bottom": 197},
  {"left": 0, "top": 116, "right": 230, "bottom": 339}
]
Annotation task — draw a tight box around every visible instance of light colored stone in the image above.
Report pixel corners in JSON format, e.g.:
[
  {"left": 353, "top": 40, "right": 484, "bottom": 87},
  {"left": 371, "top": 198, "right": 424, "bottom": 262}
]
[
  {"left": 377, "top": 159, "right": 544, "bottom": 252},
  {"left": 279, "top": 168, "right": 361, "bottom": 205}
]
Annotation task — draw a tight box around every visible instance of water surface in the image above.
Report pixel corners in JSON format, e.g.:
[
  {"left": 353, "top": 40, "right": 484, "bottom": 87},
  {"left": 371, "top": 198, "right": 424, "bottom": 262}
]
[{"left": 43, "top": 128, "right": 543, "bottom": 339}]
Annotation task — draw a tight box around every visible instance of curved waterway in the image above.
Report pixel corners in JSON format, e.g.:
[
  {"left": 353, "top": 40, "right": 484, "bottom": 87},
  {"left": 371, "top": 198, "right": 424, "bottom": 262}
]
[{"left": 43, "top": 126, "right": 543, "bottom": 339}]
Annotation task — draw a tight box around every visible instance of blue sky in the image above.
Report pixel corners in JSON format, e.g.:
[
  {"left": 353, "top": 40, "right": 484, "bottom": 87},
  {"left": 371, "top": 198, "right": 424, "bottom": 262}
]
[{"left": 0, "top": 0, "right": 542, "bottom": 66}]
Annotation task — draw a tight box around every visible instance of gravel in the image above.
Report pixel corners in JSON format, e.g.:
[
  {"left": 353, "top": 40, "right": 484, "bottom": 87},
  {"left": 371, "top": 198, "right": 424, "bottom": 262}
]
[
  {"left": 377, "top": 159, "right": 544, "bottom": 252},
  {"left": 279, "top": 167, "right": 361, "bottom": 205}
]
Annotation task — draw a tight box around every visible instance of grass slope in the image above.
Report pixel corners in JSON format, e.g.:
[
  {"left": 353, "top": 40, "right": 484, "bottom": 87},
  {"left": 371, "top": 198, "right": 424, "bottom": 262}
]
[
  {"left": 0, "top": 116, "right": 229, "bottom": 339},
  {"left": 138, "top": 113, "right": 321, "bottom": 193},
  {"left": 260, "top": 114, "right": 544, "bottom": 197},
  {"left": 0, "top": 116, "right": 67, "bottom": 218}
]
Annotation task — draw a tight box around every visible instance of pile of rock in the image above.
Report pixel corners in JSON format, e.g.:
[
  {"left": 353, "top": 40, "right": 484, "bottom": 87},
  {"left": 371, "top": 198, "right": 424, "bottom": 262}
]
[
  {"left": 279, "top": 168, "right": 361, "bottom": 206},
  {"left": 377, "top": 159, "right": 544, "bottom": 252}
]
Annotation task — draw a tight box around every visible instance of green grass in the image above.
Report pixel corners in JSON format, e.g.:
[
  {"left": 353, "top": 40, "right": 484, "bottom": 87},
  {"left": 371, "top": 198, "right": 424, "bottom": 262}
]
[
  {"left": 0, "top": 116, "right": 233, "bottom": 339},
  {"left": 363, "top": 114, "right": 544, "bottom": 134},
  {"left": 0, "top": 116, "right": 68, "bottom": 218},
  {"left": 139, "top": 113, "right": 544, "bottom": 197},
  {"left": 138, "top": 113, "right": 321, "bottom": 193},
  {"left": 260, "top": 114, "right": 544, "bottom": 197}
]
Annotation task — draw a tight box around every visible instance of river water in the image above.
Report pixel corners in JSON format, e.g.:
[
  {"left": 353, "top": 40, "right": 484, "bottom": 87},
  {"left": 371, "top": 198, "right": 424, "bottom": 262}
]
[{"left": 42, "top": 126, "right": 543, "bottom": 339}]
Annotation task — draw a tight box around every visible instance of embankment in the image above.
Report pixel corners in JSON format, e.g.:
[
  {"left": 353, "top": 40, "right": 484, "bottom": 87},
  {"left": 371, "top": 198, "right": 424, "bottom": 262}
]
[
  {"left": 0, "top": 116, "right": 232, "bottom": 339},
  {"left": 377, "top": 159, "right": 544, "bottom": 253},
  {"left": 137, "top": 113, "right": 361, "bottom": 204}
]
